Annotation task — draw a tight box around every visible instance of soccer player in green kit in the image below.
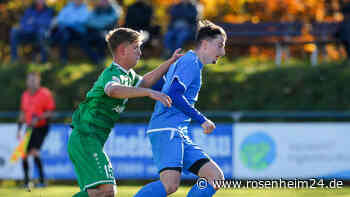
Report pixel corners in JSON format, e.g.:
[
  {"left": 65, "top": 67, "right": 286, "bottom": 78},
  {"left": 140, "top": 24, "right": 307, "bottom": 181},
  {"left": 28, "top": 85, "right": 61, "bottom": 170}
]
[{"left": 67, "top": 28, "right": 182, "bottom": 197}]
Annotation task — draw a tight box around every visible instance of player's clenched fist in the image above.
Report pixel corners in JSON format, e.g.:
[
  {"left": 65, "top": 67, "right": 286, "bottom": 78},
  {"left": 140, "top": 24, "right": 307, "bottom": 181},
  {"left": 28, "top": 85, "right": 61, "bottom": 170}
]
[
  {"left": 148, "top": 90, "right": 172, "bottom": 107},
  {"left": 201, "top": 119, "right": 216, "bottom": 134}
]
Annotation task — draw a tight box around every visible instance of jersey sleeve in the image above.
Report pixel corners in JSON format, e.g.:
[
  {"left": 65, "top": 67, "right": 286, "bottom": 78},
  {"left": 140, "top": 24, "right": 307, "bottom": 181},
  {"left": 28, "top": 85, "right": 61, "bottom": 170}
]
[
  {"left": 44, "top": 90, "right": 56, "bottom": 111},
  {"left": 171, "top": 57, "right": 200, "bottom": 90},
  {"left": 132, "top": 72, "right": 143, "bottom": 87},
  {"left": 20, "top": 93, "right": 26, "bottom": 111},
  {"left": 103, "top": 71, "right": 122, "bottom": 96},
  {"left": 152, "top": 76, "right": 166, "bottom": 91},
  {"left": 168, "top": 77, "right": 207, "bottom": 124}
]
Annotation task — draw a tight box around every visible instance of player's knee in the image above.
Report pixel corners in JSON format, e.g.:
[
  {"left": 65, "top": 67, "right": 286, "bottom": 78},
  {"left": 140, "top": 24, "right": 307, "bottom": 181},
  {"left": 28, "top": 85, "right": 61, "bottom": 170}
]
[
  {"left": 214, "top": 167, "right": 225, "bottom": 180},
  {"left": 91, "top": 184, "right": 116, "bottom": 197},
  {"left": 102, "top": 186, "right": 116, "bottom": 197},
  {"left": 211, "top": 170, "right": 225, "bottom": 191},
  {"left": 32, "top": 151, "right": 40, "bottom": 157},
  {"left": 200, "top": 162, "right": 224, "bottom": 180},
  {"left": 160, "top": 169, "right": 181, "bottom": 194},
  {"left": 163, "top": 182, "right": 179, "bottom": 195},
  {"left": 102, "top": 190, "right": 115, "bottom": 197},
  {"left": 28, "top": 149, "right": 39, "bottom": 156},
  {"left": 207, "top": 169, "right": 224, "bottom": 185},
  {"left": 204, "top": 170, "right": 222, "bottom": 181},
  {"left": 199, "top": 163, "right": 225, "bottom": 190}
]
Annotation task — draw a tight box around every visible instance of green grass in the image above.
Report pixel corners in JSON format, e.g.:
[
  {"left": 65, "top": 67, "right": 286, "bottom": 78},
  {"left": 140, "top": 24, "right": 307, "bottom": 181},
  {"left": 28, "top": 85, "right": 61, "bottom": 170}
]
[{"left": 0, "top": 185, "right": 350, "bottom": 197}]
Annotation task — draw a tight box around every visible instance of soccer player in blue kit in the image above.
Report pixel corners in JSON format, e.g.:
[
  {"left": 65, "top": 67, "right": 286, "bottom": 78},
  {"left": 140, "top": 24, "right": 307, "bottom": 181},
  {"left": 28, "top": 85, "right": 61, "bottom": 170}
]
[{"left": 135, "top": 20, "right": 227, "bottom": 197}]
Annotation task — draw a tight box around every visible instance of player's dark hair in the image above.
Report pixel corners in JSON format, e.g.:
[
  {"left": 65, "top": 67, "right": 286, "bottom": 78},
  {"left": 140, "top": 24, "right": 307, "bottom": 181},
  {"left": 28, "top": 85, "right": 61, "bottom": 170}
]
[
  {"left": 105, "top": 28, "right": 142, "bottom": 56},
  {"left": 195, "top": 20, "right": 226, "bottom": 48}
]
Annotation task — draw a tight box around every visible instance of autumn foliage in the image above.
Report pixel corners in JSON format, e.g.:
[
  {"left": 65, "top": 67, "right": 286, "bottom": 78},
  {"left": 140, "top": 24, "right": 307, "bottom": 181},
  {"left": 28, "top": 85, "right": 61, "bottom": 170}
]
[{"left": 0, "top": 0, "right": 346, "bottom": 61}]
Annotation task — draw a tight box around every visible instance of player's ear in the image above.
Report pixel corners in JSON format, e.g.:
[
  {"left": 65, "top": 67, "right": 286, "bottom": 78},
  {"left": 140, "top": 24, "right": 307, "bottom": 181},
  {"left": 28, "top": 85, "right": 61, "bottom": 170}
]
[{"left": 201, "top": 39, "right": 208, "bottom": 50}]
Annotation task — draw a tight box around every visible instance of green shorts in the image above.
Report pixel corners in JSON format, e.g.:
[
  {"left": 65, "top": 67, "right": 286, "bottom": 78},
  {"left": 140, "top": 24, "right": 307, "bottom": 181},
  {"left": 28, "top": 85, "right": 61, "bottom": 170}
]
[{"left": 67, "top": 129, "right": 115, "bottom": 191}]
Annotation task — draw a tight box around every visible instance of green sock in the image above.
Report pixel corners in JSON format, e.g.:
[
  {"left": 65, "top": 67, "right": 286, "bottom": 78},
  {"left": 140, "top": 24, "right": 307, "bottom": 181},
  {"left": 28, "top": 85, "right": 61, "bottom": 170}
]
[{"left": 73, "top": 191, "right": 89, "bottom": 197}]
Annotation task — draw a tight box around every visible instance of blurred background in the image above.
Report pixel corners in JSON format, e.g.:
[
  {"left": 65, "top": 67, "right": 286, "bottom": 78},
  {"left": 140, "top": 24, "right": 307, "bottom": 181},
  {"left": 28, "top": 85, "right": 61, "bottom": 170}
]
[{"left": 1, "top": 0, "right": 350, "bottom": 196}]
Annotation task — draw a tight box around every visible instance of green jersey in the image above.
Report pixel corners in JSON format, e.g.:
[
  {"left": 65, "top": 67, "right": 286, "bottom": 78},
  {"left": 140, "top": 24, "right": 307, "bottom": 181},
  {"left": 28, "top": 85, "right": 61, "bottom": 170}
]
[{"left": 72, "top": 62, "right": 142, "bottom": 135}]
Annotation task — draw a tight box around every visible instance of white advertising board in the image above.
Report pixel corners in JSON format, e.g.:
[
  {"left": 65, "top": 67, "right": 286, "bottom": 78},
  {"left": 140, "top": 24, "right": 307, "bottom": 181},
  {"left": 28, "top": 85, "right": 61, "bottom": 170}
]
[{"left": 234, "top": 123, "right": 350, "bottom": 179}]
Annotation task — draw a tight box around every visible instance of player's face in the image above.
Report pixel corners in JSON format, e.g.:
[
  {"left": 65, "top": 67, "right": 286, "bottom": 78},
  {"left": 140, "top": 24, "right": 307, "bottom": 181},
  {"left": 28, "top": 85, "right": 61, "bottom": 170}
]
[
  {"left": 124, "top": 41, "right": 142, "bottom": 67},
  {"left": 26, "top": 74, "right": 40, "bottom": 91},
  {"left": 204, "top": 35, "right": 226, "bottom": 64}
]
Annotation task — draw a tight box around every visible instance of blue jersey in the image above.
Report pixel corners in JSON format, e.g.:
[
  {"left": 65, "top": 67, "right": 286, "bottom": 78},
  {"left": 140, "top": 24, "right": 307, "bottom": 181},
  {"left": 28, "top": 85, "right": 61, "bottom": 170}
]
[{"left": 148, "top": 50, "right": 203, "bottom": 135}]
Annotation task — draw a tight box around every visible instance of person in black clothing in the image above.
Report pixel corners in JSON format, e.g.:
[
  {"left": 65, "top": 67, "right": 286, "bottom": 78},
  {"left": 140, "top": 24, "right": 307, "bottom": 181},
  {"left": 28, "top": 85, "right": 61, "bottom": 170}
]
[
  {"left": 335, "top": 3, "right": 350, "bottom": 61},
  {"left": 86, "top": 0, "right": 120, "bottom": 62},
  {"left": 125, "top": 0, "right": 160, "bottom": 47},
  {"left": 125, "top": 0, "right": 152, "bottom": 31},
  {"left": 10, "top": 0, "right": 53, "bottom": 63}
]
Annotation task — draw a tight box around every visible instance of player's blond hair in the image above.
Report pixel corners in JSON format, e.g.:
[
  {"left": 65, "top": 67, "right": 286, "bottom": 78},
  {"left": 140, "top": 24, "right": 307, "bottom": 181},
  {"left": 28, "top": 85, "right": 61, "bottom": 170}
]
[{"left": 105, "top": 28, "right": 143, "bottom": 56}]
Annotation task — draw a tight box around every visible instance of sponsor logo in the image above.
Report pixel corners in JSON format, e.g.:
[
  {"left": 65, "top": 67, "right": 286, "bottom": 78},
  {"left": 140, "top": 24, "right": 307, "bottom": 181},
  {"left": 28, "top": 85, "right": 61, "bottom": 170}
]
[{"left": 240, "top": 132, "right": 276, "bottom": 171}]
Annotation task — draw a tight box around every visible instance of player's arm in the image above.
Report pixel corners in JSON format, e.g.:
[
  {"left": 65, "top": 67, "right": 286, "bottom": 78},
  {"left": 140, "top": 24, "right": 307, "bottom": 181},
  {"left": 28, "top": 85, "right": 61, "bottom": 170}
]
[
  {"left": 34, "top": 90, "right": 55, "bottom": 126},
  {"left": 35, "top": 111, "right": 54, "bottom": 124},
  {"left": 139, "top": 48, "right": 183, "bottom": 88},
  {"left": 151, "top": 76, "right": 166, "bottom": 91},
  {"left": 105, "top": 82, "right": 172, "bottom": 107},
  {"left": 168, "top": 77, "right": 215, "bottom": 134}
]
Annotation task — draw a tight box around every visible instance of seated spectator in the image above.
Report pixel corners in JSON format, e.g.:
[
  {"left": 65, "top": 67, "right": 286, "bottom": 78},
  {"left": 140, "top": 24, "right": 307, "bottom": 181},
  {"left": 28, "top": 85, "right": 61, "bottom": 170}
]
[
  {"left": 164, "top": 0, "right": 198, "bottom": 56},
  {"left": 10, "top": 0, "right": 53, "bottom": 63},
  {"left": 125, "top": 0, "right": 160, "bottom": 46},
  {"left": 86, "top": 0, "right": 121, "bottom": 61},
  {"left": 335, "top": 3, "right": 350, "bottom": 61},
  {"left": 52, "top": 0, "right": 99, "bottom": 65}
]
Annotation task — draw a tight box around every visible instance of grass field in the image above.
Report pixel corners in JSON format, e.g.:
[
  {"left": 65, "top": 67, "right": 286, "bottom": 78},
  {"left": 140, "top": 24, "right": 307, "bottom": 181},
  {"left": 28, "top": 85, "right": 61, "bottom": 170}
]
[{"left": 0, "top": 185, "right": 350, "bottom": 197}]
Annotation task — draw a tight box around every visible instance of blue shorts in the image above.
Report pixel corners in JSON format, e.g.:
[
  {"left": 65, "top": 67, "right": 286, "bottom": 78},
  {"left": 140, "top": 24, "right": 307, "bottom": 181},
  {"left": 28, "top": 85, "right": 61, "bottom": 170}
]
[{"left": 148, "top": 129, "right": 210, "bottom": 174}]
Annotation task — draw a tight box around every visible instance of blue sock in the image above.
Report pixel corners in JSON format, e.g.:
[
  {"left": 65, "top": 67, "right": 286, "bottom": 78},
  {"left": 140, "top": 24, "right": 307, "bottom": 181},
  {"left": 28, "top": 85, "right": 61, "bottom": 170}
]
[
  {"left": 187, "top": 182, "right": 216, "bottom": 197},
  {"left": 134, "top": 180, "right": 167, "bottom": 197}
]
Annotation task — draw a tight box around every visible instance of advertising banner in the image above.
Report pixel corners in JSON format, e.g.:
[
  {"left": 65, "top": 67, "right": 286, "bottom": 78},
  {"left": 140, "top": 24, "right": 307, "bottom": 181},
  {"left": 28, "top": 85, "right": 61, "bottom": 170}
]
[
  {"left": 0, "top": 123, "right": 233, "bottom": 180},
  {"left": 234, "top": 123, "right": 350, "bottom": 179}
]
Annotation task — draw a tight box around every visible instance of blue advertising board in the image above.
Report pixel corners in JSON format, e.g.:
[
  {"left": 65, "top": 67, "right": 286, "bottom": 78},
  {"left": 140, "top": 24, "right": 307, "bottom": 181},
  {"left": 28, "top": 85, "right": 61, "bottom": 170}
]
[{"left": 38, "top": 123, "right": 234, "bottom": 180}]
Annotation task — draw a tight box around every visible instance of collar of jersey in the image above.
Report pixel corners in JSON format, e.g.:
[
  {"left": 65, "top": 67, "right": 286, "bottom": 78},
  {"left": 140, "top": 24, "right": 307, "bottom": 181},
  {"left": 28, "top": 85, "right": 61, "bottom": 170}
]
[
  {"left": 188, "top": 50, "right": 204, "bottom": 69},
  {"left": 112, "top": 62, "right": 130, "bottom": 74}
]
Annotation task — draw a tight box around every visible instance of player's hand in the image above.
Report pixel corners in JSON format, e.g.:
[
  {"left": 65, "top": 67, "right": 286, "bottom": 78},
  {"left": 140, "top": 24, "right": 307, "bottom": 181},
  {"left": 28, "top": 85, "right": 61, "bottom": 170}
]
[
  {"left": 201, "top": 119, "right": 216, "bottom": 134},
  {"left": 169, "top": 48, "right": 184, "bottom": 63},
  {"left": 30, "top": 116, "right": 39, "bottom": 127},
  {"left": 148, "top": 90, "right": 172, "bottom": 107},
  {"left": 16, "top": 131, "right": 21, "bottom": 140}
]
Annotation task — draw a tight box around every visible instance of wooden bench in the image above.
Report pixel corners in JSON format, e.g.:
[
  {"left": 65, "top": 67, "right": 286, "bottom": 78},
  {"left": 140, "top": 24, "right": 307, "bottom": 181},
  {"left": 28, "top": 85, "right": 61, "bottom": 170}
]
[{"left": 309, "top": 22, "right": 341, "bottom": 65}]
